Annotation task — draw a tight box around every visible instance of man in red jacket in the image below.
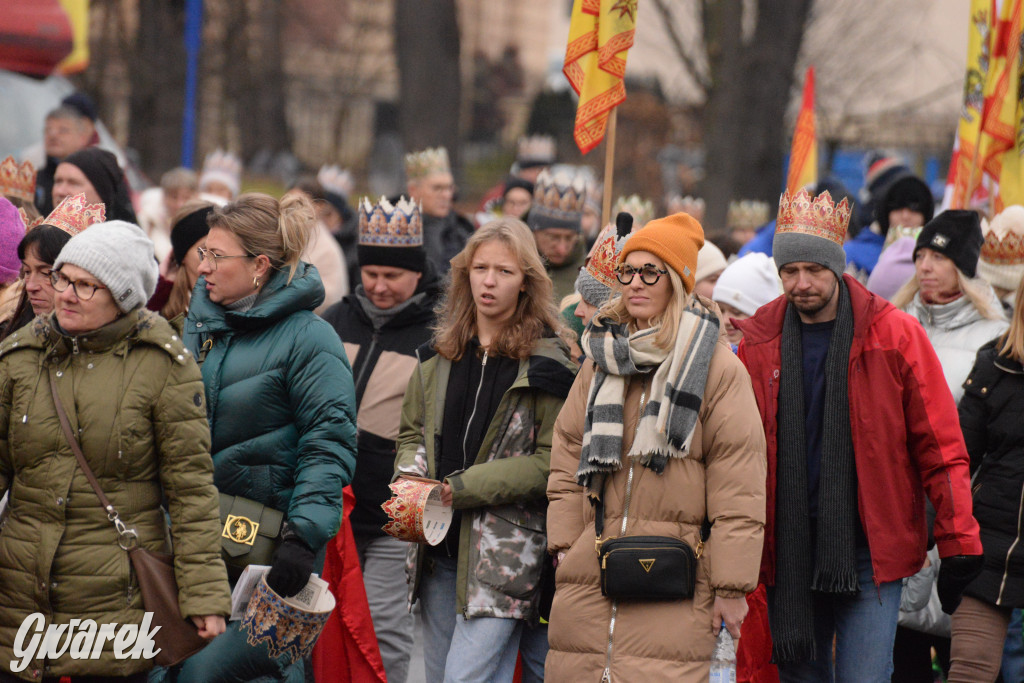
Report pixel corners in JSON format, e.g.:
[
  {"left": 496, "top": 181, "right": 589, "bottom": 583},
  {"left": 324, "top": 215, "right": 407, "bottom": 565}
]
[{"left": 736, "top": 189, "right": 982, "bottom": 683}]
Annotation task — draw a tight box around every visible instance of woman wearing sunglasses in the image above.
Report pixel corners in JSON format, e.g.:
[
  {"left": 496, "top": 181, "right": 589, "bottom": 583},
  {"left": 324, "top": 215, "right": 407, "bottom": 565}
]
[
  {"left": 0, "top": 221, "right": 230, "bottom": 681},
  {"left": 546, "top": 213, "right": 767, "bottom": 681}
]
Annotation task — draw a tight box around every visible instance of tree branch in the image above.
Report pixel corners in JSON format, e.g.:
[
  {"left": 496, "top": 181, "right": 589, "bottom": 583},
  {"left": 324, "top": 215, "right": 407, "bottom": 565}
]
[{"left": 651, "top": 0, "right": 712, "bottom": 93}]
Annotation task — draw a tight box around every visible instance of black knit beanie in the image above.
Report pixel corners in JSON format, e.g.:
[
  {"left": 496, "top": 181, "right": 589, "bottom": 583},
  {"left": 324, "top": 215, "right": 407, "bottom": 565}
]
[
  {"left": 913, "top": 210, "right": 983, "bottom": 278},
  {"left": 171, "top": 205, "right": 214, "bottom": 265}
]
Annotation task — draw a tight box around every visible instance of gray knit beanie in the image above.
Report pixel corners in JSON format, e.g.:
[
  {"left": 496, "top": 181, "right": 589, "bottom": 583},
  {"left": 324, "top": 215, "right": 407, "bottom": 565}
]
[{"left": 54, "top": 220, "right": 159, "bottom": 313}]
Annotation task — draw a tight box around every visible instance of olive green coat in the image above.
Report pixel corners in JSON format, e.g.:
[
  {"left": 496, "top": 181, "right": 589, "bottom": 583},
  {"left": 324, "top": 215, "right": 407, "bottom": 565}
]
[{"left": 0, "top": 311, "right": 231, "bottom": 680}]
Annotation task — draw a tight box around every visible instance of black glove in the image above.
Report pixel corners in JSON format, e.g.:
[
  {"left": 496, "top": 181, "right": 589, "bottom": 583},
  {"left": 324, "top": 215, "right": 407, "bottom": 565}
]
[
  {"left": 266, "top": 538, "right": 316, "bottom": 598},
  {"left": 937, "top": 554, "right": 983, "bottom": 615}
]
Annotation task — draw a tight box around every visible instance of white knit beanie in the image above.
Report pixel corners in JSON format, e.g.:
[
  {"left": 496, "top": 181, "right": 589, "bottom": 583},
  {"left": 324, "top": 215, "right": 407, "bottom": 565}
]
[
  {"left": 712, "top": 252, "right": 782, "bottom": 316},
  {"left": 695, "top": 240, "right": 728, "bottom": 284},
  {"left": 54, "top": 220, "right": 159, "bottom": 313}
]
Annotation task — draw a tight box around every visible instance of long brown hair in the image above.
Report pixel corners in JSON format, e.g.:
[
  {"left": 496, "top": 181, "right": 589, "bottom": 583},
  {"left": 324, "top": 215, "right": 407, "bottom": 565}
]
[
  {"left": 432, "top": 217, "right": 570, "bottom": 361},
  {"left": 162, "top": 199, "right": 215, "bottom": 320},
  {"left": 207, "top": 192, "right": 314, "bottom": 284}
]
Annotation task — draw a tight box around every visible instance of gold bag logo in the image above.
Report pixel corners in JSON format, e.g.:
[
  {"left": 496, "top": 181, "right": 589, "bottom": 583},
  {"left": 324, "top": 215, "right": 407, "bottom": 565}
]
[{"left": 639, "top": 558, "right": 656, "bottom": 573}]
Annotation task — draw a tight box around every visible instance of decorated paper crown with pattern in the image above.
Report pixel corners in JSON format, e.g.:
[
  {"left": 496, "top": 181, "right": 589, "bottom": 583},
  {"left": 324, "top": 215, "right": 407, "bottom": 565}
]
[
  {"left": 576, "top": 213, "right": 632, "bottom": 306},
  {"left": 317, "top": 165, "right": 354, "bottom": 199},
  {"left": 516, "top": 135, "right": 556, "bottom": 166},
  {"left": 667, "top": 195, "right": 706, "bottom": 223},
  {"left": 405, "top": 147, "right": 450, "bottom": 181},
  {"left": 527, "top": 170, "right": 588, "bottom": 232},
  {"left": 776, "top": 188, "right": 851, "bottom": 245},
  {"left": 0, "top": 156, "right": 36, "bottom": 203},
  {"left": 727, "top": 200, "right": 771, "bottom": 231},
  {"left": 42, "top": 193, "right": 106, "bottom": 237},
  {"left": 358, "top": 196, "right": 423, "bottom": 247},
  {"left": 613, "top": 195, "right": 654, "bottom": 228},
  {"left": 981, "top": 206, "right": 1024, "bottom": 265}
]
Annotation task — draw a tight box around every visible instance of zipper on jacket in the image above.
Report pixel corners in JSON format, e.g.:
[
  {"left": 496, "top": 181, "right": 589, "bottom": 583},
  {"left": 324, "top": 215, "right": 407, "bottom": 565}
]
[
  {"left": 997, "top": 485, "right": 1024, "bottom": 603},
  {"left": 71, "top": 336, "right": 80, "bottom": 355},
  {"left": 461, "top": 350, "right": 488, "bottom": 469},
  {"left": 353, "top": 331, "right": 380, "bottom": 405},
  {"left": 602, "top": 386, "right": 644, "bottom": 683}
]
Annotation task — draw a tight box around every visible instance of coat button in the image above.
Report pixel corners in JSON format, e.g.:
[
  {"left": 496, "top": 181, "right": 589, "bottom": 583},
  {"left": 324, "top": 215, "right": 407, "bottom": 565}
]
[
  {"left": 55, "top": 371, "right": 62, "bottom": 377},
  {"left": 982, "top": 387, "right": 988, "bottom": 394},
  {"left": 196, "top": 322, "right": 203, "bottom": 328},
  {"left": 87, "top": 363, "right": 94, "bottom": 369},
  {"left": 966, "top": 378, "right": 973, "bottom": 384},
  {"left": 51, "top": 582, "right": 57, "bottom": 589},
  {"left": 56, "top": 497, "right": 63, "bottom": 505}
]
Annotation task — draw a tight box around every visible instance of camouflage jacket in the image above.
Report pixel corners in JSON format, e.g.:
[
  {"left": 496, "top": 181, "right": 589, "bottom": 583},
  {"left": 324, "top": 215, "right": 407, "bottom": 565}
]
[{"left": 395, "top": 336, "right": 575, "bottom": 620}]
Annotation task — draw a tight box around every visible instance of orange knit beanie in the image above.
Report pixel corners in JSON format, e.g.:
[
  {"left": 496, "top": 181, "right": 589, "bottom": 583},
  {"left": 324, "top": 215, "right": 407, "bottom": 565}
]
[{"left": 618, "top": 212, "right": 705, "bottom": 292}]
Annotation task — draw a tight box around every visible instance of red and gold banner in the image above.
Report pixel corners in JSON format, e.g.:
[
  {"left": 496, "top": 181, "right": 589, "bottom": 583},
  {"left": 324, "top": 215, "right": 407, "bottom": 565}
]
[
  {"left": 786, "top": 66, "right": 817, "bottom": 194},
  {"left": 563, "top": 0, "right": 638, "bottom": 154},
  {"left": 948, "top": 0, "right": 1024, "bottom": 214}
]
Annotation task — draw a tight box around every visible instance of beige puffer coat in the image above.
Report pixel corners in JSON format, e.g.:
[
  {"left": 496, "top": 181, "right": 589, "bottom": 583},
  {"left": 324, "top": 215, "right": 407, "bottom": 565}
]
[
  {"left": 0, "top": 310, "right": 230, "bottom": 680},
  {"left": 546, "top": 333, "right": 766, "bottom": 682}
]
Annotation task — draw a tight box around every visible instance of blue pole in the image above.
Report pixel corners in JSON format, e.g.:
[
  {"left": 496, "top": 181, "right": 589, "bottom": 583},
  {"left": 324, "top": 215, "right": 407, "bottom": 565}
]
[{"left": 182, "top": 0, "right": 203, "bottom": 168}]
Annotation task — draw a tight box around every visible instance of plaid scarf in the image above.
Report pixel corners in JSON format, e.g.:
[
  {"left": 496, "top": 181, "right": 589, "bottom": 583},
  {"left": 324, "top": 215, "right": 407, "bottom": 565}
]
[{"left": 576, "top": 297, "right": 720, "bottom": 492}]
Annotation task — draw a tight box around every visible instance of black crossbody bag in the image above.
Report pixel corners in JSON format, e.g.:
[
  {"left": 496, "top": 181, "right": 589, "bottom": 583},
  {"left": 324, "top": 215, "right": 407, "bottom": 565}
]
[{"left": 593, "top": 487, "right": 704, "bottom": 601}]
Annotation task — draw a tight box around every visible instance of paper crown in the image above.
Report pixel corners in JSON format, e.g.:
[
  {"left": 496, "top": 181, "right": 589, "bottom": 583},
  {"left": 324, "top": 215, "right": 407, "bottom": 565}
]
[
  {"left": 982, "top": 206, "right": 1024, "bottom": 265},
  {"left": 667, "top": 195, "right": 706, "bottom": 223},
  {"left": 776, "top": 188, "right": 851, "bottom": 245},
  {"left": 613, "top": 195, "right": 654, "bottom": 228},
  {"left": 405, "top": 147, "right": 450, "bottom": 181},
  {"left": 16, "top": 208, "right": 42, "bottom": 232},
  {"left": 358, "top": 196, "right": 423, "bottom": 247},
  {"left": 41, "top": 193, "right": 106, "bottom": 237},
  {"left": 527, "top": 170, "right": 588, "bottom": 232},
  {"left": 317, "top": 165, "right": 354, "bottom": 199},
  {"left": 0, "top": 156, "right": 36, "bottom": 203},
  {"left": 884, "top": 224, "right": 924, "bottom": 249},
  {"left": 381, "top": 477, "right": 452, "bottom": 545},
  {"left": 516, "top": 135, "right": 556, "bottom": 166},
  {"left": 728, "top": 200, "right": 771, "bottom": 231},
  {"left": 199, "top": 149, "right": 242, "bottom": 196},
  {"left": 242, "top": 576, "right": 336, "bottom": 663}
]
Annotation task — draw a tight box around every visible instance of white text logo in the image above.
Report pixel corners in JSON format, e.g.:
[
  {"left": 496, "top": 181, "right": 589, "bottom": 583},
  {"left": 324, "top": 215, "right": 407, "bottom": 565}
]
[{"left": 10, "top": 613, "right": 162, "bottom": 672}]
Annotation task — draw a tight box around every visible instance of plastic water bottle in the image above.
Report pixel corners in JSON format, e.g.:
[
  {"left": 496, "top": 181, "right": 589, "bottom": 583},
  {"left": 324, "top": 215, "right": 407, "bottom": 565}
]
[{"left": 709, "top": 625, "right": 736, "bottom": 683}]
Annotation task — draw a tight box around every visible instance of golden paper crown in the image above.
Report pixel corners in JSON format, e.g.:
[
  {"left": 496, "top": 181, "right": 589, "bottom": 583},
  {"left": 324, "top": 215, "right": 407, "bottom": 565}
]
[
  {"left": 358, "top": 196, "right": 423, "bottom": 247},
  {"left": 42, "top": 194, "right": 106, "bottom": 237},
  {"left": 0, "top": 156, "right": 36, "bottom": 203},
  {"left": 982, "top": 205, "right": 1024, "bottom": 265},
  {"left": 405, "top": 147, "right": 450, "bottom": 181},
  {"left": 667, "top": 195, "right": 706, "bottom": 223},
  {"left": 727, "top": 200, "right": 771, "bottom": 231},
  {"left": 533, "top": 170, "right": 587, "bottom": 214},
  {"left": 613, "top": 195, "right": 654, "bottom": 228},
  {"left": 516, "top": 135, "right": 556, "bottom": 165},
  {"left": 776, "top": 189, "right": 851, "bottom": 245}
]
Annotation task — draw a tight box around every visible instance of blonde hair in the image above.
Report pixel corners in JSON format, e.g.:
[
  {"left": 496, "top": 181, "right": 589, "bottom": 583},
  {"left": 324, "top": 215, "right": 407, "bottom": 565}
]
[
  {"left": 891, "top": 269, "right": 1005, "bottom": 320},
  {"left": 207, "top": 192, "right": 313, "bottom": 284},
  {"left": 593, "top": 266, "right": 687, "bottom": 350},
  {"left": 433, "top": 217, "right": 571, "bottom": 361},
  {"left": 998, "top": 275, "right": 1024, "bottom": 362}
]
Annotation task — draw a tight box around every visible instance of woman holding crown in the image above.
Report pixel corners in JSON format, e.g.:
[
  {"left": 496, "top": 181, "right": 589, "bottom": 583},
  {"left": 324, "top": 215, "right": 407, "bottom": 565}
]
[
  {"left": 394, "top": 216, "right": 576, "bottom": 682},
  {"left": 171, "top": 192, "right": 357, "bottom": 682}
]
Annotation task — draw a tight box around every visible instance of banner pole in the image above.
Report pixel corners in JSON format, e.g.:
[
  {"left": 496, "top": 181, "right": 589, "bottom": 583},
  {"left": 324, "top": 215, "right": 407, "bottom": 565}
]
[{"left": 601, "top": 108, "right": 618, "bottom": 227}]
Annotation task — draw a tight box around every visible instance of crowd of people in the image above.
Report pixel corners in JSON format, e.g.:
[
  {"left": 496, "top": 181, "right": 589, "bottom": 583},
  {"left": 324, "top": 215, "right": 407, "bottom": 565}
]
[{"left": 0, "top": 91, "right": 1023, "bottom": 683}]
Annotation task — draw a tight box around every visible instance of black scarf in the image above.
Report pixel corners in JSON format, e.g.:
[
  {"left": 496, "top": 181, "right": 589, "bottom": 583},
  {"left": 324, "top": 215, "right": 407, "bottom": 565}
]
[{"left": 770, "top": 278, "right": 858, "bottom": 664}]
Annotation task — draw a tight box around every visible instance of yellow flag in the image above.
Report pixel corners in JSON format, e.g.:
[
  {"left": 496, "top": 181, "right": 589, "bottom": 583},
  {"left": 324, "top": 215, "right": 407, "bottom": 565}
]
[
  {"left": 786, "top": 66, "right": 817, "bottom": 193},
  {"left": 56, "top": 0, "right": 90, "bottom": 74},
  {"left": 949, "top": 0, "right": 1023, "bottom": 212},
  {"left": 563, "top": 0, "right": 638, "bottom": 154}
]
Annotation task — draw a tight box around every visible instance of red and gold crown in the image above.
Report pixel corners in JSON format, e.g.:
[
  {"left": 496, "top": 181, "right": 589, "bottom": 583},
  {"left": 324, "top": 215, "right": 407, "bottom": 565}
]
[
  {"left": 776, "top": 188, "right": 851, "bottom": 245},
  {"left": 981, "top": 206, "right": 1024, "bottom": 265},
  {"left": 0, "top": 156, "right": 36, "bottom": 203},
  {"left": 42, "top": 194, "right": 106, "bottom": 237}
]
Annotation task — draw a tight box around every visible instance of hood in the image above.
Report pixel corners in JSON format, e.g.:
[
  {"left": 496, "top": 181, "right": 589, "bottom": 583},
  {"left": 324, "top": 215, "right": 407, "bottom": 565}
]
[{"left": 187, "top": 261, "right": 325, "bottom": 335}]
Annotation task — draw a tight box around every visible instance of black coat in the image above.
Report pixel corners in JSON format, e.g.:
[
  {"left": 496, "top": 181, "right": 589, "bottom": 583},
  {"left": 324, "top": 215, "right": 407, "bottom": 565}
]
[
  {"left": 959, "top": 338, "right": 1024, "bottom": 606},
  {"left": 320, "top": 268, "right": 440, "bottom": 537}
]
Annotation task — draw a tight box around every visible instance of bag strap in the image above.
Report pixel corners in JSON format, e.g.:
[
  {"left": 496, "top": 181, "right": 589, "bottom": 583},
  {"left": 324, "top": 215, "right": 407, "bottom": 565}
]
[{"left": 48, "top": 372, "right": 139, "bottom": 549}]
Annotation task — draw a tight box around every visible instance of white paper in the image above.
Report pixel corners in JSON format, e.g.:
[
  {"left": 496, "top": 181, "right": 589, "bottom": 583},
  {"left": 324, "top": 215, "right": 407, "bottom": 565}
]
[{"left": 230, "top": 566, "right": 332, "bottom": 621}]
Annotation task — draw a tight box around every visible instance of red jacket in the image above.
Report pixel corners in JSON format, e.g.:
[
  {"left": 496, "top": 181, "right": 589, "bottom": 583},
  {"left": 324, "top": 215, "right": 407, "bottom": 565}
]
[{"left": 736, "top": 275, "right": 981, "bottom": 586}]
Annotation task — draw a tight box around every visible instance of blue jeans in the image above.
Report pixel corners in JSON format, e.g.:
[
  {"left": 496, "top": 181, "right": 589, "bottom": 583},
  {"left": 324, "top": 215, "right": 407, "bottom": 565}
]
[
  {"left": 418, "top": 554, "right": 523, "bottom": 682},
  {"left": 1002, "top": 609, "right": 1024, "bottom": 682},
  {"left": 518, "top": 622, "right": 548, "bottom": 683},
  {"left": 772, "top": 547, "right": 902, "bottom": 683}
]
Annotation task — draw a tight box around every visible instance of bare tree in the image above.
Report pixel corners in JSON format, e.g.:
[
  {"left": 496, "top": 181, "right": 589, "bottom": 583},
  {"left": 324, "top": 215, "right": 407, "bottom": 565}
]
[
  {"left": 394, "top": 0, "right": 462, "bottom": 172},
  {"left": 652, "top": 0, "right": 813, "bottom": 232}
]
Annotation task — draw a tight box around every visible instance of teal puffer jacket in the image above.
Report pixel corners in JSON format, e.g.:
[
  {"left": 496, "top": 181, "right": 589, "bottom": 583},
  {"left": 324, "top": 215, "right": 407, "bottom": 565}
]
[{"left": 184, "top": 262, "right": 356, "bottom": 551}]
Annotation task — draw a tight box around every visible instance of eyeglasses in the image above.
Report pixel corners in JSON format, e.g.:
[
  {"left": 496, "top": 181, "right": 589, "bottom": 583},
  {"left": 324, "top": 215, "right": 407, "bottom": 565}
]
[
  {"left": 616, "top": 264, "right": 669, "bottom": 286},
  {"left": 50, "top": 271, "right": 107, "bottom": 301},
  {"left": 20, "top": 266, "right": 53, "bottom": 284},
  {"left": 196, "top": 246, "right": 253, "bottom": 271}
]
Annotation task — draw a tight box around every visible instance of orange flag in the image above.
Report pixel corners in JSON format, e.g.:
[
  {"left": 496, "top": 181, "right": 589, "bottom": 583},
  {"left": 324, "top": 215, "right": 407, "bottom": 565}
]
[
  {"left": 563, "top": 0, "right": 638, "bottom": 155},
  {"left": 786, "top": 66, "right": 817, "bottom": 194}
]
